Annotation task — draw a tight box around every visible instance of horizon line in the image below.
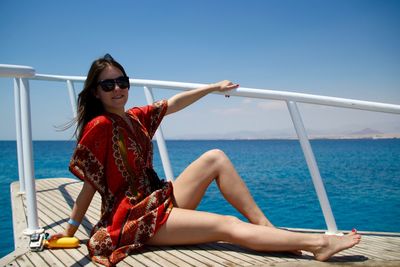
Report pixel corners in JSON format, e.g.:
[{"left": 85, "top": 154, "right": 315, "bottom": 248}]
[{"left": 1, "top": 136, "right": 399, "bottom": 142}]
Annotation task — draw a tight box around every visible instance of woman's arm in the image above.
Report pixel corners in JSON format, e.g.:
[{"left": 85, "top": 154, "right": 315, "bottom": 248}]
[
  {"left": 50, "top": 181, "right": 96, "bottom": 239},
  {"left": 165, "top": 80, "right": 239, "bottom": 115}
]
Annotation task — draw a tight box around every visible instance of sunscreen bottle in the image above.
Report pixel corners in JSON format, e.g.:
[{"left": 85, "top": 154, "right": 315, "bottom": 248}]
[{"left": 45, "top": 237, "right": 80, "bottom": 249}]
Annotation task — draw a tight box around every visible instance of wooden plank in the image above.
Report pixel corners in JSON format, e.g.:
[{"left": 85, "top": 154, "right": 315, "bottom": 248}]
[
  {"left": 343, "top": 247, "right": 392, "bottom": 261},
  {"left": 145, "top": 246, "right": 194, "bottom": 267},
  {"left": 356, "top": 246, "right": 400, "bottom": 261},
  {"left": 178, "top": 245, "right": 229, "bottom": 267},
  {"left": 7, "top": 260, "right": 21, "bottom": 267},
  {"left": 41, "top": 179, "right": 101, "bottom": 226},
  {"left": 125, "top": 250, "right": 163, "bottom": 267},
  {"left": 10, "top": 182, "right": 30, "bottom": 252},
  {"left": 35, "top": 181, "right": 99, "bottom": 230},
  {"left": 36, "top": 188, "right": 92, "bottom": 227},
  {"left": 25, "top": 251, "right": 50, "bottom": 267},
  {"left": 353, "top": 236, "right": 399, "bottom": 261},
  {"left": 15, "top": 254, "right": 35, "bottom": 267},
  {"left": 206, "top": 242, "right": 276, "bottom": 265},
  {"left": 34, "top": 194, "right": 94, "bottom": 267},
  {"left": 35, "top": 193, "right": 93, "bottom": 241},
  {"left": 220, "top": 243, "right": 277, "bottom": 264},
  {"left": 172, "top": 246, "right": 224, "bottom": 266},
  {"left": 151, "top": 246, "right": 207, "bottom": 267},
  {"left": 139, "top": 247, "right": 180, "bottom": 267},
  {"left": 37, "top": 250, "right": 67, "bottom": 267},
  {"left": 363, "top": 236, "right": 400, "bottom": 256},
  {"left": 35, "top": 204, "right": 97, "bottom": 266},
  {"left": 202, "top": 243, "right": 257, "bottom": 266},
  {"left": 43, "top": 178, "right": 101, "bottom": 207},
  {"left": 213, "top": 241, "right": 286, "bottom": 264},
  {"left": 121, "top": 254, "right": 147, "bottom": 267}
]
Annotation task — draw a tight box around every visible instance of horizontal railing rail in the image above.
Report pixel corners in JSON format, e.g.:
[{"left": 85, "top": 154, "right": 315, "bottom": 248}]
[
  {"left": 0, "top": 64, "right": 35, "bottom": 78},
  {"left": 32, "top": 74, "right": 400, "bottom": 114},
  {"left": 1, "top": 64, "right": 399, "bottom": 238}
]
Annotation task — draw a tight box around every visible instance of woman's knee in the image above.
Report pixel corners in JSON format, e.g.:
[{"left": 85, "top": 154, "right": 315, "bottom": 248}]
[
  {"left": 219, "top": 215, "right": 243, "bottom": 241},
  {"left": 201, "top": 149, "right": 229, "bottom": 167},
  {"left": 223, "top": 215, "right": 242, "bottom": 226}
]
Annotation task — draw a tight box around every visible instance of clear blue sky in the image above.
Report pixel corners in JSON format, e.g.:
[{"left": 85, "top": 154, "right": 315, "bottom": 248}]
[{"left": 1, "top": 0, "right": 399, "bottom": 140}]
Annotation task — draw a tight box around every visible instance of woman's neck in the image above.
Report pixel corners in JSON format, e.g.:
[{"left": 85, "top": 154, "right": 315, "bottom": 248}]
[{"left": 105, "top": 108, "right": 125, "bottom": 117}]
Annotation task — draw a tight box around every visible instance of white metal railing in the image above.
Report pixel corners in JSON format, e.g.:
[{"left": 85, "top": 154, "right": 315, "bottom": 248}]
[{"left": 1, "top": 64, "right": 400, "bottom": 236}]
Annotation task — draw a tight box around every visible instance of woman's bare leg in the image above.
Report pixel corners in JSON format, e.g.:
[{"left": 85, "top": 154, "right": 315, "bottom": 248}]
[
  {"left": 147, "top": 208, "right": 361, "bottom": 261},
  {"left": 172, "top": 149, "right": 272, "bottom": 226}
]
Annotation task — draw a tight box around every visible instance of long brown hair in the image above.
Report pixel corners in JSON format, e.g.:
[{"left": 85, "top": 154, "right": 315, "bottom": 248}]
[{"left": 74, "top": 54, "right": 128, "bottom": 140}]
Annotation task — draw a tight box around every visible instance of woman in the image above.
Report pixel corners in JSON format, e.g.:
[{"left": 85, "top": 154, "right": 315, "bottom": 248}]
[{"left": 52, "top": 54, "right": 361, "bottom": 266}]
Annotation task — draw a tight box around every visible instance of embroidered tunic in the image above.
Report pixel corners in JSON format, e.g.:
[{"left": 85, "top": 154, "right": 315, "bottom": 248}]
[{"left": 69, "top": 100, "right": 173, "bottom": 266}]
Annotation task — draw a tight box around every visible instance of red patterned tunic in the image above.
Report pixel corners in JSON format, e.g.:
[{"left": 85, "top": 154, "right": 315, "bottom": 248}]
[{"left": 69, "top": 100, "right": 173, "bottom": 266}]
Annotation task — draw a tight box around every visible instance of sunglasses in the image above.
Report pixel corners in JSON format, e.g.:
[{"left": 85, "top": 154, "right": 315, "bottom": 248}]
[{"left": 97, "top": 76, "right": 130, "bottom": 92}]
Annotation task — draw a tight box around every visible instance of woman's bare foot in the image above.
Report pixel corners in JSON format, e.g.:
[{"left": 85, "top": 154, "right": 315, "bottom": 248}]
[{"left": 312, "top": 231, "right": 361, "bottom": 261}]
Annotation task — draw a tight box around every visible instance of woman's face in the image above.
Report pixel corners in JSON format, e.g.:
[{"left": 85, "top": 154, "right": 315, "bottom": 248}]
[{"left": 96, "top": 65, "right": 129, "bottom": 116}]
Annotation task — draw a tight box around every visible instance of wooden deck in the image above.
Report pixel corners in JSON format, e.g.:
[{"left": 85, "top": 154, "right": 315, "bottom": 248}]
[{"left": 1, "top": 178, "right": 400, "bottom": 266}]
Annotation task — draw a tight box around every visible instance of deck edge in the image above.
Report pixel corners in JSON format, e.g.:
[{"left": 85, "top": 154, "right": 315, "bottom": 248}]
[
  {"left": 0, "top": 181, "right": 30, "bottom": 266},
  {"left": 10, "top": 181, "right": 31, "bottom": 251}
]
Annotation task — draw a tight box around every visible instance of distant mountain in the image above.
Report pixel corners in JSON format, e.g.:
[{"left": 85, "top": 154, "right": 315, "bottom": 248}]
[
  {"left": 171, "top": 129, "right": 297, "bottom": 140},
  {"left": 169, "top": 127, "right": 400, "bottom": 140},
  {"left": 349, "top": 128, "right": 383, "bottom": 135}
]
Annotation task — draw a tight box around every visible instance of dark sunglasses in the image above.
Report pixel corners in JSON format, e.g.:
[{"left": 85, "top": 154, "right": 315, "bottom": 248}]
[{"left": 97, "top": 76, "right": 130, "bottom": 92}]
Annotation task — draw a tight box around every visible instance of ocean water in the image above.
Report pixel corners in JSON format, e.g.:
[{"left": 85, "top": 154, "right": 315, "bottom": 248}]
[{"left": 0, "top": 139, "right": 399, "bottom": 258}]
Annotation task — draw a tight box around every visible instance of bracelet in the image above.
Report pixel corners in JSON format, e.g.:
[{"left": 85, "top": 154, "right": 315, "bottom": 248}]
[{"left": 67, "top": 218, "right": 80, "bottom": 227}]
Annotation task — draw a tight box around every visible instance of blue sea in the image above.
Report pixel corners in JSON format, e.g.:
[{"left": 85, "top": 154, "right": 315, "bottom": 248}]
[{"left": 1, "top": 139, "right": 399, "bottom": 258}]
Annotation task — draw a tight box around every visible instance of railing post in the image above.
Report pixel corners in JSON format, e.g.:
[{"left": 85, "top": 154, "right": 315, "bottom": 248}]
[
  {"left": 143, "top": 86, "right": 175, "bottom": 181},
  {"left": 13, "top": 78, "right": 25, "bottom": 193},
  {"left": 286, "top": 101, "right": 339, "bottom": 235},
  {"left": 66, "top": 80, "right": 77, "bottom": 118},
  {"left": 19, "top": 78, "right": 42, "bottom": 234}
]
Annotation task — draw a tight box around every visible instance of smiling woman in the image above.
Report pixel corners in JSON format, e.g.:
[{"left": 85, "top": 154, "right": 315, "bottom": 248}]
[
  {"left": 69, "top": 54, "right": 131, "bottom": 140},
  {"left": 95, "top": 70, "right": 130, "bottom": 116},
  {"left": 46, "top": 54, "right": 361, "bottom": 266}
]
